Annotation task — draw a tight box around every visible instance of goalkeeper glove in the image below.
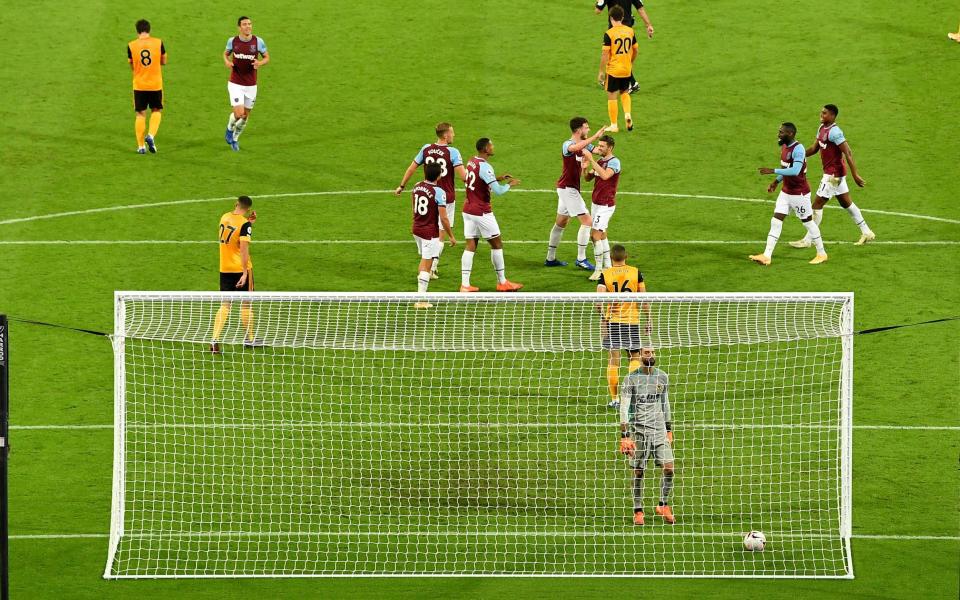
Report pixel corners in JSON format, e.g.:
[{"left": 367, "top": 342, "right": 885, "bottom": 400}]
[{"left": 619, "top": 436, "right": 636, "bottom": 455}]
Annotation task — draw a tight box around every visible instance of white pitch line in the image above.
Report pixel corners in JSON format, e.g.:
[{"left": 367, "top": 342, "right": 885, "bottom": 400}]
[
  {"left": 0, "top": 189, "right": 957, "bottom": 226},
  {"left": 0, "top": 239, "right": 956, "bottom": 246},
  {"left": 9, "top": 532, "right": 958, "bottom": 541},
  {"left": 10, "top": 423, "right": 959, "bottom": 431}
]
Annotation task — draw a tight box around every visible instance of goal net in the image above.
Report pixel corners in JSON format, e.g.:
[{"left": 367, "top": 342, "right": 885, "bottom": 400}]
[{"left": 105, "top": 292, "right": 853, "bottom": 578}]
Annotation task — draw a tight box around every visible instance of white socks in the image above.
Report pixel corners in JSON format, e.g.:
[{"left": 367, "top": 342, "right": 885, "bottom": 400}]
[
  {"left": 491, "top": 249, "right": 507, "bottom": 284},
  {"left": 602, "top": 239, "right": 612, "bottom": 268},
  {"left": 593, "top": 238, "right": 604, "bottom": 272},
  {"left": 431, "top": 242, "right": 445, "bottom": 274},
  {"left": 546, "top": 225, "right": 564, "bottom": 261},
  {"left": 227, "top": 113, "right": 237, "bottom": 132},
  {"left": 764, "top": 217, "right": 784, "bottom": 257},
  {"left": 802, "top": 209, "right": 823, "bottom": 242},
  {"left": 576, "top": 225, "right": 591, "bottom": 261},
  {"left": 417, "top": 271, "right": 431, "bottom": 293},
  {"left": 802, "top": 220, "right": 826, "bottom": 254},
  {"left": 234, "top": 117, "right": 247, "bottom": 139},
  {"left": 461, "top": 250, "right": 475, "bottom": 287},
  {"left": 845, "top": 203, "right": 871, "bottom": 233}
]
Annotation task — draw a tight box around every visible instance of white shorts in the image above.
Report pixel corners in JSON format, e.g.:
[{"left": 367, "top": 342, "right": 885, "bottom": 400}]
[
  {"left": 591, "top": 204, "right": 616, "bottom": 231},
  {"left": 774, "top": 191, "right": 813, "bottom": 219},
  {"left": 227, "top": 82, "right": 258, "bottom": 109},
  {"left": 556, "top": 187, "right": 590, "bottom": 217},
  {"left": 816, "top": 174, "right": 850, "bottom": 199},
  {"left": 463, "top": 212, "right": 502, "bottom": 240},
  {"left": 438, "top": 203, "right": 455, "bottom": 229},
  {"left": 413, "top": 235, "right": 441, "bottom": 260}
]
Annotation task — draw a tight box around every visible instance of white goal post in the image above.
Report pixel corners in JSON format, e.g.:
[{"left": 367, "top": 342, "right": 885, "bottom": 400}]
[{"left": 105, "top": 291, "right": 853, "bottom": 578}]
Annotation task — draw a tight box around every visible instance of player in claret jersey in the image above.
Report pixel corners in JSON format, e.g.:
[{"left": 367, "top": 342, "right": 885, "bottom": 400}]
[
  {"left": 460, "top": 138, "right": 522, "bottom": 293},
  {"left": 582, "top": 135, "right": 621, "bottom": 281},
  {"left": 544, "top": 117, "right": 608, "bottom": 270},
  {"left": 752, "top": 123, "right": 828, "bottom": 266},
  {"left": 411, "top": 163, "right": 456, "bottom": 308},
  {"left": 790, "top": 104, "right": 874, "bottom": 248},
  {"left": 395, "top": 122, "right": 468, "bottom": 279},
  {"left": 223, "top": 16, "right": 269, "bottom": 151}
]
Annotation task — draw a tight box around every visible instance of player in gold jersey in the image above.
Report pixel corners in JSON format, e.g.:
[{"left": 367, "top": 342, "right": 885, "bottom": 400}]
[
  {"left": 211, "top": 196, "right": 259, "bottom": 354},
  {"left": 598, "top": 6, "right": 637, "bottom": 133},
  {"left": 596, "top": 245, "right": 650, "bottom": 409},
  {"left": 127, "top": 20, "right": 166, "bottom": 154}
]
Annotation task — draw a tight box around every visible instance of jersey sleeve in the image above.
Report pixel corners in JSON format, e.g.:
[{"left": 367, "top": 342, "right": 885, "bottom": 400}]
[
  {"left": 160, "top": 41, "right": 166, "bottom": 55},
  {"left": 637, "top": 271, "right": 644, "bottom": 283},
  {"left": 434, "top": 187, "right": 447, "bottom": 207},
  {"left": 828, "top": 126, "right": 846, "bottom": 145},
  {"left": 413, "top": 144, "right": 429, "bottom": 165},
  {"left": 598, "top": 272, "right": 608, "bottom": 288},
  {"left": 225, "top": 38, "right": 234, "bottom": 52},
  {"left": 239, "top": 221, "right": 252, "bottom": 240},
  {"left": 619, "top": 376, "right": 633, "bottom": 423},
  {"left": 633, "top": 0, "right": 644, "bottom": 9},
  {"left": 792, "top": 143, "right": 807, "bottom": 163},
  {"left": 562, "top": 140, "right": 575, "bottom": 156},
  {"left": 258, "top": 38, "right": 268, "bottom": 54},
  {"left": 449, "top": 147, "right": 463, "bottom": 167},
  {"left": 127, "top": 46, "right": 132, "bottom": 61},
  {"left": 607, "top": 157, "right": 622, "bottom": 174},
  {"left": 603, "top": 32, "right": 612, "bottom": 46},
  {"left": 660, "top": 376, "right": 672, "bottom": 428},
  {"left": 478, "top": 162, "right": 498, "bottom": 185}
]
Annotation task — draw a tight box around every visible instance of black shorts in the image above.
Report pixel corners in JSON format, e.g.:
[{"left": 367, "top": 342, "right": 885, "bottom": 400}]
[
  {"left": 220, "top": 272, "right": 252, "bottom": 292},
  {"left": 133, "top": 90, "right": 163, "bottom": 112},
  {"left": 602, "top": 322, "right": 641, "bottom": 351},
  {"left": 605, "top": 74, "right": 632, "bottom": 93}
]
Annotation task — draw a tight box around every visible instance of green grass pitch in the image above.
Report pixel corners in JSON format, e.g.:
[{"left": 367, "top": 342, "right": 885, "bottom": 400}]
[{"left": 1, "top": 0, "right": 958, "bottom": 598}]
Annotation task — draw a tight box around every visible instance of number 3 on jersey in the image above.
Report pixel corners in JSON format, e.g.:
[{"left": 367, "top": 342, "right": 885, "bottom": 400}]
[
  {"left": 424, "top": 156, "right": 448, "bottom": 178},
  {"left": 414, "top": 195, "right": 430, "bottom": 215}
]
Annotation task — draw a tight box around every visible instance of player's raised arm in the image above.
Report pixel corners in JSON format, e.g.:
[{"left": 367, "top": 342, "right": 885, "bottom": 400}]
[
  {"left": 582, "top": 148, "right": 616, "bottom": 180},
  {"left": 567, "top": 126, "right": 607, "bottom": 156}
]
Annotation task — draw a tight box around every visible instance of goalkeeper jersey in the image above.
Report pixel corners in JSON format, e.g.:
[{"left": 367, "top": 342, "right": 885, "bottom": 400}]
[{"left": 619, "top": 367, "right": 671, "bottom": 434}]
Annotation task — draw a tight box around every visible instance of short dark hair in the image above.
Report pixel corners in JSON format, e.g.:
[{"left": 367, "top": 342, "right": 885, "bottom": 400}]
[
  {"left": 598, "top": 135, "right": 616, "bottom": 148},
  {"left": 238, "top": 15, "right": 251, "bottom": 26},
  {"left": 436, "top": 122, "right": 452, "bottom": 138},
  {"left": 475, "top": 137, "right": 491, "bottom": 153},
  {"left": 609, "top": 5, "right": 625, "bottom": 22},
  {"left": 610, "top": 244, "right": 628, "bottom": 262},
  {"left": 781, "top": 122, "right": 797, "bottom": 135},
  {"left": 824, "top": 104, "right": 839, "bottom": 117},
  {"left": 570, "top": 116, "right": 588, "bottom": 131},
  {"left": 237, "top": 195, "right": 253, "bottom": 208},
  {"left": 424, "top": 162, "right": 442, "bottom": 182},
  {"left": 136, "top": 19, "right": 151, "bottom": 34}
]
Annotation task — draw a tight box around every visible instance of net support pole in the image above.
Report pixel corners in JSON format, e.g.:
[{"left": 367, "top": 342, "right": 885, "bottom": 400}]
[
  {"left": 103, "top": 296, "right": 127, "bottom": 579},
  {"left": 839, "top": 294, "right": 855, "bottom": 578},
  {"left": 0, "top": 315, "right": 10, "bottom": 600}
]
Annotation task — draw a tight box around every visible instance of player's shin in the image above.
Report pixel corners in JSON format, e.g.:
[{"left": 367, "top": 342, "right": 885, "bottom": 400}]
[
  {"left": 546, "top": 225, "right": 564, "bottom": 261},
  {"left": 764, "top": 217, "right": 783, "bottom": 257},
  {"left": 461, "top": 250, "right": 475, "bottom": 287},
  {"left": 802, "top": 219, "right": 826, "bottom": 254},
  {"left": 148, "top": 111, "right": 162, "bottom": 137},
  {"left": 432, "top": 242, "right": 445, "bottom": 274},
  {"left": 633, "top": 468, "right": 645, "bottom": 512},
  {"left": 135, "top": 115, "right": 146, "bottom": 148},
  {"left": 606, "top": 364, "right": 619, "bottom": 400},
  {"left": 490, "top": 249, "right": 507, "bottom": 284},
  {"left": 620, "top": 93, "right": 631, "bottom": 118},
  {"left": 659, "top": 470, "right": 674, "bottom": 504},
  {"left": 607, "top": 99, "right": 618, "bottom": 127},
  {"left": 844, "top": 203, "right": 871, "bottom": 233},
  {"left": 240, "top": 304, "right": 255, "bottom": 341},
  {"left": 417, "top": 270, "right": 431, "bottom": 293},
  {"left": 227, "top": 113, "right": 238, "bottom": 132},
  {"left": 212, "top": 304, "right": 230, "bottom": 342},
  {"left": 593, "top": 239, "right": 605, "bottom": 273},
  {"left": 602, "top": 239, "right": 612, "bottom": 268},
  {"left": 233, "top": 117, "right": 247, "bottom": 140},
  {"left": 802, "top": 209, "right": 823, "bottom": 242},
  {"left": 576, "top": 225, "right": 591, "bottom": 261}
]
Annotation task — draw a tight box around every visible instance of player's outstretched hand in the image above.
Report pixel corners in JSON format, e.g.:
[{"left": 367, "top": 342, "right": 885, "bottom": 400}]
[
  {"left": 393, "top": 186, "right": 404, "bottom": 196},
  {"left": 758, "top": 167, "right": 775, "bottom": 175},
  {"left": 246, "top": 210, "right": 257, "bottom": 223},
  {"left": 667, "top": 431, "right": 674, "bottom": 446},
  {"left": 853, "top": 174, "right": 866, "bottom": 187},
  {"left": 766, "top": 181, "right": 778, "bottom": 194},
  {"left": 619, "top": 437, "right": 636, "bottom": 456},
  {"left": 506, "top": 178, "right": 520, "bottom": 187}
]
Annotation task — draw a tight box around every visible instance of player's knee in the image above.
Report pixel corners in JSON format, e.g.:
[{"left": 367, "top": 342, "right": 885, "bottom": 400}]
[
  {"left": 663, "top": 464, "right": 674, "bottom": 476},
  {"left": 773, "top": 213, "right": 787, "bottom": 221},
  {"left": 801, "top": 216, "right": 813, "bottom": 223},
  {"left": 634, "top": 468, "right": 645, "bottom": 478}
]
